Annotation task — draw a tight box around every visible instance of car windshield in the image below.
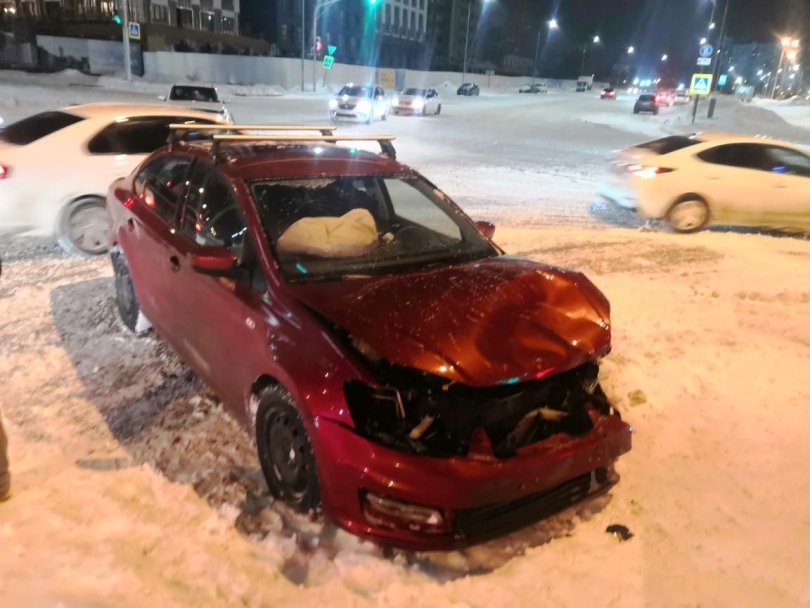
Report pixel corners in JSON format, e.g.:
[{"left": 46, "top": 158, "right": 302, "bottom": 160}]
[
  {"left": 637, "top": 135, "right": 704, "bottom": 154},
  {"left": 402, "top": 88, "right": 427, "bottom": 96},
  {"left": 251, "top": 175, "right": 496, "bottom": 283},
  {"left": 338, "top": 86, "right": 372, "bottom": 97},
  {"left": 169, "top": 86, "right": 219, "bottom": 102},
  {"left": 0, "top": 111, "right": 85, "bottom": 145},
  {"left": 604, "top": 88, "right": 614, "bottom": 92}
]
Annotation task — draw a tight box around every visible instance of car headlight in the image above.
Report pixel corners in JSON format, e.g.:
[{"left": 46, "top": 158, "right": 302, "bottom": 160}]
[
  {"left": 392, "top": 96, "right": 399, "bottom": 105},
  {"left": 413, "top": 98, "right": 425, "bottom": 108},
  {"left": 356, "top": 100, "right": 371, "bottom": 112},
  {"left": 328, "top": 99, "right": 338, "bottom": 109}
]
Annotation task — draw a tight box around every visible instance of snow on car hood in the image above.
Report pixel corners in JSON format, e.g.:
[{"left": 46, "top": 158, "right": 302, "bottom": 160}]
[{"left": 288, "top": 257, "right": 611, "bottom": 387}]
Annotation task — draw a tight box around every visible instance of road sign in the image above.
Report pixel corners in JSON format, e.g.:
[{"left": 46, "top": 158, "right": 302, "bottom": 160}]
[
  {"left": 718, "top": 74, "right": 728, "bottom": 87},
  {"left": 322, "top": 55, "right": 334, "bottom": 70},
  {"left": 327, "top": 45, "right": 337, "bottom": 56},
  {"left": 128, "top": 21, "right": 141, "bottom": 40},
  {"left": 696, "top": 57, "right": 712, "bottom": 66},
  {"left": 690, "top": 73, "right": 713, "bottom": 96},
  {"left": 699, "top": 44, "right": 713, "bottom": 58}
]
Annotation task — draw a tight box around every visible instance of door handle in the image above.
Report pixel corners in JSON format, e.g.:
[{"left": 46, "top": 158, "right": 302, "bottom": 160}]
[
  {"left": 169, "top": 256, "right": 181, "bottom": 272},
  {"left": 126, "top": 218, "right": 135, "bottom": 232}
]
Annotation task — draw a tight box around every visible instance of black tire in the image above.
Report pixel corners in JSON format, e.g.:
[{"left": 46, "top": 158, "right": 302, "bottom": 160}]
[
  {"left": 256, "top": 388, "right": 320, "bottom": 513},
  {"left": 57, "top": 196, "right": 109, "bottom": 257},
  {"left": 667, "top": 195, "right": 710, "bottom": 233},
  {"left": 633, "top": 109, "right": 639, "bottom": 114},
  {"left": 436, "top": 103, "right": 442, "bottom": 115},
  {"left": 112, "top": 252, "right": 151, "bottom": 334}
]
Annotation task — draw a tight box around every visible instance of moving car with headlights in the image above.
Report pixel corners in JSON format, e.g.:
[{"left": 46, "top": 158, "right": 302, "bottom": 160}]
[
  {"left": 457, "top": 82, "right": 480, "bottom": 96},
  {"left": 329, "top": 84, "right": 389, "bottom": 123},
  {"left": 519, "top": 83, "right": 548, "bottom": 94},
  {"left": 391, "top": 88, "right": 442, "bottom": 115},
  {"left": 160, "top": 84, "right": 232, "bottom": 122},
  {"left": 598, "top": 133, "right": 810, "bottom": 233},
  {"left": 600, "top": 87, "right": 617, "bottom": 99},
  {"left": 108, "top": 124, "right": 632, "bottom": 550},
  {"left": 633, "top": 94, "right": 659, "bottom": 115},
  {"left": 0, "top": 103, "right": 226, "bottom": 256}
]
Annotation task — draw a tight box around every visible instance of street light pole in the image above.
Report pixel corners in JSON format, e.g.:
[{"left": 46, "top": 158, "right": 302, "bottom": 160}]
[
  {"left": 120, "top": 0, "right": 131, "bottom": 82},
  {"left": 462, "top": 0, "right": 472, "bottom": 85},
  {"left": 311, "top": 0, "right": 340, "bottom": 93},
  {"left": 300, "top": 0, "right": 305, "bottom": 92},
  {"left": 532, "top": 28, "right": 542, "bottom": 84}
]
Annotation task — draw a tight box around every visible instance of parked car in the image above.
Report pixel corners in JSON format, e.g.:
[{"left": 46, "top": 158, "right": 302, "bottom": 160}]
[
  {"left": 160, "top": 84, "right": 232, "bottom": 122},
  {"left": 655, "top": 90, "right": 675, "bottom": 107},
  {"left": 600, "top": 87, "right": 617, "bottom": 99},
  {"left": 519, "top": 83, "right": 548, "bottom": 94},
  {"left": 674, "top": 90, "right": 691, "bottom": 104},
  {"left": 633, "top": 94, "right": 659, "bottom": 115},
  {"left": 108, "top": 126, "right": 632, "bottom": 550},
  {"left": 598, "top": 133, "right": 810, "bottom": 233},
  {"left": 576, "top": 81, "right": 588, "bottom": 92},
  {"left": 457, "top": 82, "right": 480, "bottom": 96},
  {"left": 391, "top": 87, "right": 442, "bottom": 115},
  {"left": 0, "top": 103, "right": 227, "bottom": 256},
  {"left": 329, "top": 84, "right": 390, "bottom": 123}
]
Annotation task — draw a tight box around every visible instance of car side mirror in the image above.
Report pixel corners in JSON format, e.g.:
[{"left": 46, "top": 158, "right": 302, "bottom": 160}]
[
  {"left": 189, "top": 246, "right": 238, "bottom": 275},
  {"left": 475, "top": 220, "right": 496, "bottom": 240}
]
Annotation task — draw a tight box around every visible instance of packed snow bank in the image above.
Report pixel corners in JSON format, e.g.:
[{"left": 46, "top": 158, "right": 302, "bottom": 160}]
[
  {"left": 1, "top": 223, "right": 810, "bottom": 607},
  {"left": 752, "top": 97, "right": 810, "bottom": 130}
]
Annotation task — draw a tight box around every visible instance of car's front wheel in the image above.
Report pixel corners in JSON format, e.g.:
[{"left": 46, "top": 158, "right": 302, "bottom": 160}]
[
  {"left": 668, "top": 195, "right": 710, "bottom": 233},
  {"left": 436, "top": 103, "right": 442, "bottom": 115},
  {"left": 256, "top": 387, "right": 320, "bottom": 513},
  {"left": 58, "top": 196, "right": 109, "bottom": 257}
]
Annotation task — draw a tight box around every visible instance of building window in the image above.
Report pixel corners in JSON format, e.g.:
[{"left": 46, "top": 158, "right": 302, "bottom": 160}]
[
  {"left": 281, "top": 24, "right": 288, "bottom": 40},
  {"left": 176, "top": 6, "right": 193, "bottom": 28},
  {"left": 201, "top": 11, "right": 215, "bottom": 31},
  {"left": 221, "top": 0, "right": 234, "bottom": 11},
  {"left": 221, "top": 15, "right": 235, "bottom": 33}
]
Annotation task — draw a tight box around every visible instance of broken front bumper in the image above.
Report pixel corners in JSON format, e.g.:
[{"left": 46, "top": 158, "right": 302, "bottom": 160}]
[{"left": 313, "top": 412, "right": 632, "bottom": 550}]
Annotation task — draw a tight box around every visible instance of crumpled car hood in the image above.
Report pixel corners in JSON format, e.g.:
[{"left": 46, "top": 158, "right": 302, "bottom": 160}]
[{"left": 287, "top": 256, "right": 611, "bottom": 387}]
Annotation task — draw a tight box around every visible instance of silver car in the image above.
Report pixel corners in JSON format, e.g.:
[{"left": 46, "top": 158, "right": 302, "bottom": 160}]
[
  {"left": 329, "top": 84, "right": 390, "bottom": 123},
  {"left": 159, "top": 84, "right": 232, "bottom": 122},
  {"left": 391, "top": 88, "right": 442, "bottom": 116}
]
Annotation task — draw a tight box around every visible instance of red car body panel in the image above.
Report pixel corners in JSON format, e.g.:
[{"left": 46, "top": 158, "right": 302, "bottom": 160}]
[
  {"left": 288, "top": 257, "right": 611, "bottom": 387},
  {"left": 107, "top": 142, "right": 632, "bottom": 550}
]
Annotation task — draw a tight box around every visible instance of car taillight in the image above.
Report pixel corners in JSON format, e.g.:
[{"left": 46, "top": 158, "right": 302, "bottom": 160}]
[
  {"left": 0, "top": 164, "right": 8, "bottom": 179},
  {"left": 627, "top": 164, "right": 675, "bottom": 179}
]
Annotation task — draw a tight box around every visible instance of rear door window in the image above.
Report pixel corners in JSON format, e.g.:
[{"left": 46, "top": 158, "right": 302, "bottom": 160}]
[
  {"left": 0, "top": 111, "right": 85, "bottom": 145},
  {"left": 134, "top": 154, "right": 193, "bottom": 224},
  {"left": 697, "top": 144, "right": 769, "bottom": 170},
  {"left": 168, "top": 86, "right": 219, "bottom": 102},
  {"left": 87, "top": 116, "right": 214, "bottom": 155}
]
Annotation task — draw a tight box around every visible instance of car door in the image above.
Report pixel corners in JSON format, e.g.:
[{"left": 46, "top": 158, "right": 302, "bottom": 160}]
[
  {"left": 693, "top": 143, "right": 781, "bottom": 226},
  {"left": 170, "top": 160, "right": 266, "bottom": 407},
  {"left": 123, "top": 153, "right": 195, "bottom": 338},
  {"left": 759, "top": 146, "right": 810, "bottom": 229}
]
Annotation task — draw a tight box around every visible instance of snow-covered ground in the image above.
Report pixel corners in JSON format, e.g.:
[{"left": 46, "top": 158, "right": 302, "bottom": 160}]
[{"left": 2, "top": 72, "right": 810, "bottom": 607}]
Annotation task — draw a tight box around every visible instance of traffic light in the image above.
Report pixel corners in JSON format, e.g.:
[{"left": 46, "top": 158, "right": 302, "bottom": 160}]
[
  {"left": 315, "top": 36, "right": 323, "bottom": 54},
  {"left": 112, "top": 9, "right": 122, "bottom": 25}
]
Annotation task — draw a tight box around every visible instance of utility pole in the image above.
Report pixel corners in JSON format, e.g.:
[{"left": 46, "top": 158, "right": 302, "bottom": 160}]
[
  {"left": 121, "top": 0, "right": 131, "bottom": 82},
  {"left": 532, "top": 28, "right": 541, "bottom": 84},
  {"left": 461, "top": 1, "right": 471, "bottom": 84},
  {"left": 579, "top": 44, "right": 587, "bottom": 76},
  {"left": 710, "top": 0, "right": 730, "bottom": 92}
]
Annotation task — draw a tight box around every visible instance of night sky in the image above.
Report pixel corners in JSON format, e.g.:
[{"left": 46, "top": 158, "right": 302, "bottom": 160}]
[{"left": 475, "top": 0, "right": 809, "bottom": 79}]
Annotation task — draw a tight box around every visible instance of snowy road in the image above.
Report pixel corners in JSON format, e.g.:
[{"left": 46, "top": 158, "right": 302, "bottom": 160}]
[{"left": 2, "top": 72, "right": 810, "bottom": 607}]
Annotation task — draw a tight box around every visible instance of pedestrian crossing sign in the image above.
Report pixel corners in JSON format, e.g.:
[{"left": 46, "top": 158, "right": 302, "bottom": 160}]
[
  {"left": 690, "top": 73, "right": 713, "bottom": 96},
  {"left": 323, "top": 55, "right": 334, "bottom": 70}
]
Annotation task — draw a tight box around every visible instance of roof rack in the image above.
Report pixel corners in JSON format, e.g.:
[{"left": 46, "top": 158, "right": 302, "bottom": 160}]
[
  {"left": 166, "top": 123, "right": 395, "bottom": 160},
  {"left": 167, "top": 123, "right": 334, "bottom": 149},
  {"left": 210, "top": 133, "right": 397, "bottom": 160}
]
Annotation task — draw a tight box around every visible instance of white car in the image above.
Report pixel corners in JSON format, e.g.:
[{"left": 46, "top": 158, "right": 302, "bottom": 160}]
[
  {"left": 0, "top": 103, "right": 228, "bottom": 255},
  {"left": 160, "top": 84, "right": 232, "bottom": 122},
  {"left": 391, "top": 87, "right": 442, "bottom": 116},
  {"left": 329, "top": 84, "right": 389, "bottom": 123},
  {"left": 599, "top": 133, "right": 810, "bottom": 233}
]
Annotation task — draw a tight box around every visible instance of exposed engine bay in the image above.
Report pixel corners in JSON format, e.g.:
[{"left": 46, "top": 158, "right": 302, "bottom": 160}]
[{"left": 344, "top": 362, "right": 616, "bottom": 459}]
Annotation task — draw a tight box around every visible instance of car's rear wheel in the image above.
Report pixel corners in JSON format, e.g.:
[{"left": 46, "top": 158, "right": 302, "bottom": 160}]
[
  {"left": 112, "top": 251, "right": 151, "bottom": 334},
  {"left": 58, "top": 196, "right": 109, "bottom": 257},
  {"left": 256, "top": 388, "right": 320, "bottom": 513},
  {"left": 436, "top": 103, "right": 442, "bottom": 115},
  {"left": 668, "top": 195, "right": 710, "bottom": 233}
]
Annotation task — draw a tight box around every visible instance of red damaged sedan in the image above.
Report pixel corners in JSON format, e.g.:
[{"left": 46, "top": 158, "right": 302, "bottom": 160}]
[{"left": 107, "top": 125, "right": 631, "bottom": 550}]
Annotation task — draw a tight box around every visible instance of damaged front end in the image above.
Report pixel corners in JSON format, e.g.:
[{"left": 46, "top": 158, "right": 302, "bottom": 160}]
[{"left": 344, "top": 362, "right": 617, "bottom": 460}]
